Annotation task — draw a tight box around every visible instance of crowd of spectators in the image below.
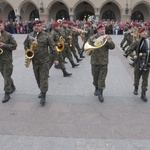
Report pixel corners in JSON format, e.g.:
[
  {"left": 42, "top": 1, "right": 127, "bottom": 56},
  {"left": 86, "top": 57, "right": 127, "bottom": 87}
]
[{"left": 4, "top": 19, "right": 149, "bottom": 35}]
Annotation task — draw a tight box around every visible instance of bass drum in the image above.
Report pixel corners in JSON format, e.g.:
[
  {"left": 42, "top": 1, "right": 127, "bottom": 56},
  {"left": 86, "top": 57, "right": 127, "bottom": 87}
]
[{"left": 137, "top": 37, "right": 150, "bottom": 70}]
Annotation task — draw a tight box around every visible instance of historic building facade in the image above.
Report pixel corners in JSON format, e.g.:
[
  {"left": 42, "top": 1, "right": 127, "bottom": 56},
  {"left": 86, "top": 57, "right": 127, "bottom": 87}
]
[{"left": 0, "top": 0, "right": 150, "bottom": 23}]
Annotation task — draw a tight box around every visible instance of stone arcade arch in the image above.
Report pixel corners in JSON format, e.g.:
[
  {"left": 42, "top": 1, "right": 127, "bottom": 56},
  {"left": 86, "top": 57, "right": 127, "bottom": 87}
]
[
  {"left": 74, "top": 1, "right": 94, "bottom": 21},
  {"left": 0, "top": 1, "right": 14, "bottom": 22},
  {"left": 100, "top": 2, "right": 121, "bottom": 21},
  {"left": 131, "top": 2, "right": 150, "bottom": 22},
  {"left": 48, "top": 1, "right": 69, "bottom": 21},
  {"left": 19, "top": 1, "right": 39, "bottom": 21}
]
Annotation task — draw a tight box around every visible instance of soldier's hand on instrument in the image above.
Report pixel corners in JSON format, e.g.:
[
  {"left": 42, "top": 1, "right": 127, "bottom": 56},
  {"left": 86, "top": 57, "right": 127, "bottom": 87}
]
[
  {"left": 54, "top": 60, "right": 59, "bottom": 65},
  {"left": 57, "top": 43, "right": 62, "bottom": 48},
  {"left": 0, "top": 42, "right": 4, "bottom": 47},
  {"left": 133, "top": 55, "right": 138, "bottom": 60},
  {"left": 68, "top": 36, "right": 72, "bottom": 39}
]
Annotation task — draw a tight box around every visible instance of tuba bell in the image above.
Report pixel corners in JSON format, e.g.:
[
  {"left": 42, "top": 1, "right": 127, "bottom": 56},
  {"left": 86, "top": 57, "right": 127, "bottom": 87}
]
[
  {"left": 84, "top": 35, "right": 107, "bottom": 55},
  {"left": 56, "top": 36, "right": 65, "bottom": 52}
]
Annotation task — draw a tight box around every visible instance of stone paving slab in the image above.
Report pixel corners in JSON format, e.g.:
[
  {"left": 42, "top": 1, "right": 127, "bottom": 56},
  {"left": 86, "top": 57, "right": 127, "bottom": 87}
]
[{"left": 0, "top": 35, "right": 150, "bottom": 149}]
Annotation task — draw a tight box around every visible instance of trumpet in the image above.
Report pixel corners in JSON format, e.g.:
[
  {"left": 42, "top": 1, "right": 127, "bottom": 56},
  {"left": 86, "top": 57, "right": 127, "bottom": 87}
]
[
  {"left": 56, "top": 36, "right": 65, "bottom": 52},
  {"left": 69, "top": 32, "right": 72, "bottom": 47}
]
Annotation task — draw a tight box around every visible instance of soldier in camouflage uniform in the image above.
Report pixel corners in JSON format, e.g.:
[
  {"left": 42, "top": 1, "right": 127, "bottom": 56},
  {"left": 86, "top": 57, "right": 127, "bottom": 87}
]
[
  {"left": 68, "top": 21, "right": 82, "bottom": 63},
  {"left": 81, "top": 22, "right": 91, "bottom": 56},
  {"left": 60, "top": 20, "right": 79, "bottom": 68},
  {"left": 88, "top": 24, "right": 115, "bottom": 102},
  {"left": 124, "top": 26, "right": 149, "bottom": 102},
  {"left": 50, "top": 22, "right": 72, "bottom": 77},
  {"left": 0, "top": 19, "right": 17, "bottom": 103},
  {"left": 24, "top": 20, "right": 59, "bottom": 106},
  {"left": 72, "top": 23, "right": 85, "bottom": 58}
]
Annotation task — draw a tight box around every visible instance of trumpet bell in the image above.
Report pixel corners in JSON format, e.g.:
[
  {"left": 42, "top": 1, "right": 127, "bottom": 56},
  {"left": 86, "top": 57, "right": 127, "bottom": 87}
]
[
  {"left": 56, "top": 41, "right": 64, "bottom": 52},
  {"left": 0, "top": 48, "right": 3, "bottom": 54}
]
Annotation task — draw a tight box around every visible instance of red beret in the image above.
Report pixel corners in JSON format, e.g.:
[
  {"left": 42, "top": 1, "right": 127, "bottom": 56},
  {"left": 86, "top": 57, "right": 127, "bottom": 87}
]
[
  {"left": 73, "top": 23, "right": 78, "bottom": 27},
  {"left": 68, "top": 21, "right": 74, "bottom": 26},
  {"left": 62, "top": 20, "right": 68, "bottom": 24},
  {"left": 0, "top": 18, "right": 3, "bottom": 24},
  {"left": 32, "top": 20, "right": 42, "bottom": 26},
  {"left": 85, "top": 22, "right": 90, "bottom": 26},
  {"left": 96, "top": 24, "right": 104, "bottom": 30},
  {"left": 132, "top": 22, "right": 138, "bottom": 27},
  {"left": 139, "top": 26, "right": 148, "bottom": 33},
  {"left": 52, "top": 22, "right": 60, "bottom": 28}
]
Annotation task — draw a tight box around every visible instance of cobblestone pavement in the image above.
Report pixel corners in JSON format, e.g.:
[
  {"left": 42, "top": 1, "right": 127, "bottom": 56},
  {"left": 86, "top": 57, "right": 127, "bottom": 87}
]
[{"left": 0, "top": 34, "right": 150, "bottom": 150}]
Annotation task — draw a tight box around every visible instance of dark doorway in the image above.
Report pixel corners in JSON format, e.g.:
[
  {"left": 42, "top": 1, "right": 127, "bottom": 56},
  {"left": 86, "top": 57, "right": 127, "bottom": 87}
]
[
  {"left": 30, "top": 10, "right": 39, "bottom": 21},
  {"left": 102, "top": 10, "right": 116, "bottom": 21},
  {"left": 56, "top": 9, "right": 69, "bottom": 20},
  {"left": 131, "top": 11, "right": 144, "bottom": 22},
  {"left": 8, "top": 10, "right": 16, "bottom": 23}
]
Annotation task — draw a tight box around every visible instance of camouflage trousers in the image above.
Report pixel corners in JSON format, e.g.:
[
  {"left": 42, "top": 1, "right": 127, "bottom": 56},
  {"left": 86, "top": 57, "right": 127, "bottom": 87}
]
[
  {"left": 134, "top": 64, "right": 149, "bottom": 91},
  {"left": 32, "top": 62, "right": 49, "bottom": 92},
  {"left": 91, "top": 64, "right": 108, "bottom": 90},
  {"left": 0, "top": 62, "right": 15, "bottom": 92}
]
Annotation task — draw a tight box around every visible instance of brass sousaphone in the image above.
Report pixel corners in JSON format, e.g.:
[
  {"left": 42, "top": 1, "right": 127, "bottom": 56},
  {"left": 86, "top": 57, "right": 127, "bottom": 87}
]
[{"left": 84, "top": 35, "right": 107, "bottom": 55}]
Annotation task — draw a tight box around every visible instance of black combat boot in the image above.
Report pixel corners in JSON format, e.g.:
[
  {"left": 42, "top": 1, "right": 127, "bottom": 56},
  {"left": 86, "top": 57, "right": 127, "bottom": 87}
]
[
  {"left": 62, "top": 69, "right": 72, "bottom": 77},
  {"left": 80, "top": 52, "right": 85, "bottom": 58},
  {"left": 129, "top": 62, "right": 135, "bottom": 67},
  {"left": 75, "top": 56, "right": 82, "bottom": 63},
  {"left": 9, "top": 85, "right": 16, "bottom": 94},
  {"left": 141, "top": 90, "right": 148, "bottom": 102},
  {"left": 98, "top": 89, "right": 104, "bottom": 102},
  {"left": 38, "top": 92, "right": 42, "bottom": 98},
  {"left": 94, "top": 87, "right": 99, "bottom": 96},
  {"left": 2, "top": 92, "right": 10, "bottom": 103},
  {"left": 54, "top": 64, "right": 61, "bottom": 69},
  {"left": 70, "top": 61, "right": 79, "bottom": 68},
  {"left": 40, "top": 92, "right": 46, "bottom": 106},
  {"left": 133, "top": 86, "right": 138, "bottom": 95}
]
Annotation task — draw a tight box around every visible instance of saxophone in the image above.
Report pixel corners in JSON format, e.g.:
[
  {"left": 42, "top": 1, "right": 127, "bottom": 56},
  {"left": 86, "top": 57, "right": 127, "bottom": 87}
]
[
  {"left": 25, "top": 33, "right": 38, "bottom": 68},
  {"left": 69, "top": 31, "right": 72, "bottom": 47},
  {"left": 0, "top": 31, "right": 3, "bottom": 54}
]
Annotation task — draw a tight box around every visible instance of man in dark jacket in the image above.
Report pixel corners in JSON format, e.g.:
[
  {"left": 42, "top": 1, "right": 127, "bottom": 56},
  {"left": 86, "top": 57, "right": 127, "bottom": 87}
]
[{"left": 0, "top": 19, "right": 17, "bottom": 103}]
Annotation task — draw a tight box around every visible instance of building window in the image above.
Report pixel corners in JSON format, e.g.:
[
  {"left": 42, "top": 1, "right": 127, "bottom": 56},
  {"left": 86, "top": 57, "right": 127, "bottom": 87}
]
[
  {"left": 56, "top": 9, "right": 69, "bottom": 20},
  {"left": 102, "top": 10, "right": 115, "bottom": 21},
  {"left": 131, "top": 11, "right": 144, "bottom": 22},
  {"left": 8, "top": 10, "right": 15, "bottom": 22},
  {"left": 30, "top": 10, "right": 39, "bottom": 21}
]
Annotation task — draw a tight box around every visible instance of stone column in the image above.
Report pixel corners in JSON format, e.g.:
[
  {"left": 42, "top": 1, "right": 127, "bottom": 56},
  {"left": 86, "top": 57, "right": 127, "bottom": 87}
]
[
  {"left": 95, "top": 13, "right": 100, "bottom": 22},
  {"left": 121, "top": 8, "right": 131, "bottom": 22},
  {"left": 15, "top": 9, "right": 21, "bottom": 22}
]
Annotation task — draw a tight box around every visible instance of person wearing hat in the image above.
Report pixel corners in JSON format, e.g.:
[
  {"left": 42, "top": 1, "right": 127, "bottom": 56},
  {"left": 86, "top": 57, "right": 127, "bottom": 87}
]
[
  {"left": 24, "top": 20, "right": 59, "bottom": 106},
  {"left": 72, "top": 23, "right": 85, "bottom": 58},
  {"left": 81, "top": 22, "right": 91, "bottom": 56},
  {"left": 87, "top": 23, "right": 115, "bottom": 102},
  {"left": 124, "top": 26, "right": 149, "bottom": 102},
  {"left": 50, "top": 22, "right": 72, "bottom": 77},
  {"left": 0, "top": 19, "right": 17, "bottom": 103},
  {"left": 68, "top": 21, "right": 82, "bottom": 63},
  {"left": 60, "top": 20, "right": 79, "bottom": 68}
]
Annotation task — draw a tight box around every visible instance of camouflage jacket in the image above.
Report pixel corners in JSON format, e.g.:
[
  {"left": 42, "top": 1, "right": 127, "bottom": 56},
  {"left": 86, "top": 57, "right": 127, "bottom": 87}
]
[
  {"left": 60, "top": 26, "right": 70, "bottom": 44},
  {"left": 0, "top": 30, "right": 17, "bottom": 63},
  {"left": 88, "top": 33, "right": 115, "bottom": 65},
  {"left": 24, "top": 31, "right": 58, "bottom": 64}
]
